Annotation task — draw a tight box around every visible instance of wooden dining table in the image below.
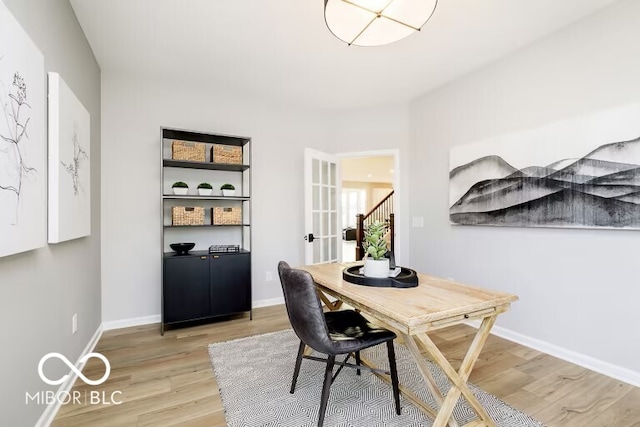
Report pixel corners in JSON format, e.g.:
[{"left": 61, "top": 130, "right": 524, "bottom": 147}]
[{"left": 298, "top": 262, "right": 519, "bottom": 427}]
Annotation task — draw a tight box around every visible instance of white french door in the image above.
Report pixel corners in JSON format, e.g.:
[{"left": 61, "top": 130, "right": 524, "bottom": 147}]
[{"left": 304, "top": 148, "right": 341, "bottom": 265}]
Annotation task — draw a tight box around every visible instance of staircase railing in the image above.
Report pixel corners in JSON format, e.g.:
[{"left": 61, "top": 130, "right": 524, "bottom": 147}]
[{"left": 355, "top": 190, "right": 394, "bottom": 261}]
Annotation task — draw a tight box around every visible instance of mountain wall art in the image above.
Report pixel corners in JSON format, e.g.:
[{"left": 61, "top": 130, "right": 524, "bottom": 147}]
[{"left": 449, "top": 106, "right": 640, "bottom": 230}]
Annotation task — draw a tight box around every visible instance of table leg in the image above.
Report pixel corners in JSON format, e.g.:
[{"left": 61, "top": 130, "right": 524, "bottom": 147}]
[
  {"left": 415, "top": 315, "right": 498, "bottom": 427},
  {"left": 358, "top": 354, "right": 441, "bottom": 420},
  {"left": 317, "top": 290, "right": 343, "bottom": 311},
  {"left": 403, "top": 334, "right": 460, "bottom": 427}
]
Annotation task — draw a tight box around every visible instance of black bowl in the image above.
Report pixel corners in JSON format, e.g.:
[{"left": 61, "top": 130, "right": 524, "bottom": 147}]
[{"left": 170, "top": 242, "right": 195, "bottom": 254}]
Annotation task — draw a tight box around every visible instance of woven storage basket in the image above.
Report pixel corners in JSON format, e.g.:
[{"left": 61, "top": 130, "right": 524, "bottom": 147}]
[
  {"left": 172, "top": 140, "right": 206, "bottom": 162},
  {"left": 212, "top": 207, "right": 242, "bottom": 225},
  {"left": 211, "top": 144, "right": 242, "bottom": 164},
  {"left": 172, "top": 206, "right": 205, "bottom": 226}
]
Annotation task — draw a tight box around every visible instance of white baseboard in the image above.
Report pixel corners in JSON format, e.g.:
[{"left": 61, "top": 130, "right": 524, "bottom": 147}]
[
  {"left": 35, "top": 324, "right": 104, "bottom": 427},
  {"left": 102, "top": 314, "right": 161, "bottom": 331},
  {"left": 253, "top": 296, "right": 284, "bottom": 308},
  {"left": 100, "top": 299, "right": 285, "bottom": 332},
  {"left": 467, "top": 320, "right": 640, "bottom": 388}
]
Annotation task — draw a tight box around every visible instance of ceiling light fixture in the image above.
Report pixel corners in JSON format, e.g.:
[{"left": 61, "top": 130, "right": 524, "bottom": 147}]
[{"left": 324, "top": 0, "right": 438, "bottom": 47}]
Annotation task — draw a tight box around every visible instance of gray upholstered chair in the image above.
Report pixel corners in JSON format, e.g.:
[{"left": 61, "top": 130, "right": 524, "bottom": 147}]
[{"left": 277, "top": 261, "right": 401, "bottom": 427}]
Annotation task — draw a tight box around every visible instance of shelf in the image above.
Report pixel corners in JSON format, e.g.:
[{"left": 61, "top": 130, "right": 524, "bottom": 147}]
[
  {"left": 163, "top": 195, "right": 250, "bottom": 201},
  {"left": 163, "top": 128, "right": 250, "bottom": 146},
  {"left": 161, "top": 127, "right": 252, "bottom": 333},
  {"left": 164, "top": 224, "right": 250, "bottom": 228},
  {"left": 164, "top": 249, "right": 250, "bottom": 257},
  {"left": 163, "top": 159, "right": 249, "bottom": 172}
]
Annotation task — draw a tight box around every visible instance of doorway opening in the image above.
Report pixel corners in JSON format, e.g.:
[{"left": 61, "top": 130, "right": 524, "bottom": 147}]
[{"left": 339, "top": 153, "right": 396, "bottom": 262}]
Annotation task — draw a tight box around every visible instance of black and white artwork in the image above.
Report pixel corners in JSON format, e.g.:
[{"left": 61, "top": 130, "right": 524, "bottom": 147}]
[
  {"left": 0, "top": 0, "right": 46, "bottom": 257},
  {"left": 450, "top": 105, "right": 640, "bottom": 229},
  {"left": 48, "top": 72, "right": 91, "bottom": 243}
]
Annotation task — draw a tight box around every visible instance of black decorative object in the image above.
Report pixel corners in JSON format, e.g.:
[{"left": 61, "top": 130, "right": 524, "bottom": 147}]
[
  {"left": 342, "top": 266, "right": 418, "bottom": 288},
  {"left": 209, "top": 244, "right": 240, "bottom": 253},
  {"left": 386, "top": 251, "right": 396, "bottom": 269},
  {"left": 169, "top": 242, "right": 195, "bottom": 254}
]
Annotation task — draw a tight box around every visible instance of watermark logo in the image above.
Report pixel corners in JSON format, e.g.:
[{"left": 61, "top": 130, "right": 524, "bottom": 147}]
[
  {"left": 26, "top": 352, "right": 122, "bottom": 406},
  {"left": 38, "top": 352, "right": 111, "bottom": 386}
]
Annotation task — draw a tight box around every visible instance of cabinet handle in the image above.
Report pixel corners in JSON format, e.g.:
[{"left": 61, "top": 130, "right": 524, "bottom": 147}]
[
  {"left": 200, "top": 256, "right": 207, "bottom": 260},
  {"left": 212, "top": 255, "right": 220, "bottom": 259}
]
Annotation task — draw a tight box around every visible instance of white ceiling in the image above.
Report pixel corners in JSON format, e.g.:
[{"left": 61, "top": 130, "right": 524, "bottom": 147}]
[
  {"left": 70, "top": 0, "right": 621, "bottom": 111},
  {"left": 341, "top": 156, "right": 394, "bottom": 183}
]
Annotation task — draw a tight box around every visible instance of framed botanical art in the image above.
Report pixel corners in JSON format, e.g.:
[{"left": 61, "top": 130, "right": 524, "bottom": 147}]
[
  {"left": 0, "top": 0, "right": 46, "bottom": 257},
  {"left": 48, "top": 72, "right": 91, "bottom": 243}
]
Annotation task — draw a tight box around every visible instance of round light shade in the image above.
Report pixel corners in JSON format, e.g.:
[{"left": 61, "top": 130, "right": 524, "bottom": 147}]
[{"left": 324, "top": 0, "right": 438, "bottom": 47}]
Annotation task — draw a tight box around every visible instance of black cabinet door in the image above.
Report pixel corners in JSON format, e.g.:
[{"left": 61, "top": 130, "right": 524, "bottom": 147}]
[
  {"left": 164, "top": 255, "right": 210, "bottom": 323},
  {"left": 210, "top": 253, "right": 251, "bottom": 316}
]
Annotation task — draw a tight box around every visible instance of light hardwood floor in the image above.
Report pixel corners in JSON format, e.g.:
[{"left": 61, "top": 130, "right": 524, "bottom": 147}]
[{"left": 53, "top": 305, "right": 640, "bottom": 427}]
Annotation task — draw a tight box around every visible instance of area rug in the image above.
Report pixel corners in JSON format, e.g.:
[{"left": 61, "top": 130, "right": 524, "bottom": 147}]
[{"left": 208, "top": 329, "right": 545, "bottom": 427}]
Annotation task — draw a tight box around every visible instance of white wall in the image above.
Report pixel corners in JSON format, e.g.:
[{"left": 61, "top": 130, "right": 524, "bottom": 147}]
[
  {"left": 0, "top": 1, "right": 101, "bottom": 425},
  {"left": 409, "top": 0, "right": 640, "bottom": 383},
  {"left": 101, "top": 74, "right": 336, "bottom": 322},
  {"left": 333, "top": 105, "right": 411, "bottom": 264}
]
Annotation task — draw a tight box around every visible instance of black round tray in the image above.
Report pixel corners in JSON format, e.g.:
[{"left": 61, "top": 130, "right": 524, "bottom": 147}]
[{"left": 342, "top": 265, "right": 419, "bottom": 288}]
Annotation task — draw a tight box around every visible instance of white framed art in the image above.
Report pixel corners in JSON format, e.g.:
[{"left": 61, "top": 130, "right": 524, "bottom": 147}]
[
  {"left": 449, "top": 105, "right": 640, "bottom": 230},
  {"left": 48, "top": 72, "right": 91, "bottom": 243},
  {"left": 0, "top": 0, "right": 46, "bottom": 257}
]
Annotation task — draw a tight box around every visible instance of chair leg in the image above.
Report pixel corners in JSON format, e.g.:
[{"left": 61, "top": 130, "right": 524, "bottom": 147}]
[
  {"left": 318, "top": 355, "right": 335, "bottom": 427},
  {"left": 290, "top": 340, "right": 305, "bottom": 394},
  {"left": 355, "top": 351, "right": 361, "bottom": 376},
  {"left": 386, "top": 341, "right": 401, "bottom": 415}
]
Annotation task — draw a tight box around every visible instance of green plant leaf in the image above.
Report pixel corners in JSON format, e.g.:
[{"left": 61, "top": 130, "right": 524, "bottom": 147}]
[{"left": 362, "top": 220, "right": 388, "bottom": 260}]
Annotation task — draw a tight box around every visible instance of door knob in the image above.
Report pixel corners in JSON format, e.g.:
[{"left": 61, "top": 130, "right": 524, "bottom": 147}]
[{"left": 304, "top": 233, "right": 315, "bottom": 242}]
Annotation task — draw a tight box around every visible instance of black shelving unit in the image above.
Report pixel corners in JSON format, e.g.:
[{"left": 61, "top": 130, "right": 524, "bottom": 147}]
[{"left": 160, "top": 127, "right": 252, "bottom": 334}]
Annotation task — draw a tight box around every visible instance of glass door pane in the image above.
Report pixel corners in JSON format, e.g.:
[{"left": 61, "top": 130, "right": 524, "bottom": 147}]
[{"left": 305, "top": 150, "right": 341, "bottom": 264}]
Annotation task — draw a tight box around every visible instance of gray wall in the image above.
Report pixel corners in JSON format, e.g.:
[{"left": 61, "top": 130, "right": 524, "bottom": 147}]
[
  {"left": 0, "top": 1, "right": 101, "bottom": 425},
  {"left": 332, "top": 105, "right": 412, "bottom": 264},
  {"left": 409, "top": 0, "right": 640, "bottom": 380},
  {"left": 99, "top": 75, "right": 415, "bottom": 325},
  {"left": 100, "top": 73, "right": 335, "bottom": 323}
]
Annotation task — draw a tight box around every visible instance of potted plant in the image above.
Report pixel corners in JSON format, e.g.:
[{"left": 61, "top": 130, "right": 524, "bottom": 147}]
[
  {"left": 220, "top": 183, "right": 236, "bottom": 197},
  {"left": 197, "top": 182, "right": 213, "bottom": 196},
  {"left": 362, "top": 221, "right": 389, "bottom": 278},
  {"left": 172, "top": 181, "right": 189, "bottom": 195}
]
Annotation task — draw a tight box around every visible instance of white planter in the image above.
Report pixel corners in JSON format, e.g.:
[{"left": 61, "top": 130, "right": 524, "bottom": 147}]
[
  {"left": 363, "top": 257, "right": 390, "bottom": 278},
  {"left": 222, "top": 189, "right": 236, "bottom": 197},
  {"left": 172, "top": 187, "right": 188, "bottom": 195},
  {"left": 198, "top": 188, "right": 212, "bottom": 196}
]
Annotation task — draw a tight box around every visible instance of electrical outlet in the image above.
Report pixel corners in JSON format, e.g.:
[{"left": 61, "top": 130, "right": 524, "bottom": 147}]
[
  {"left": 72, "top": 313, "right": 78, "bottom": 334},
  {"left": 266, "top": 271, "right": 274, "bottom": 282}
]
